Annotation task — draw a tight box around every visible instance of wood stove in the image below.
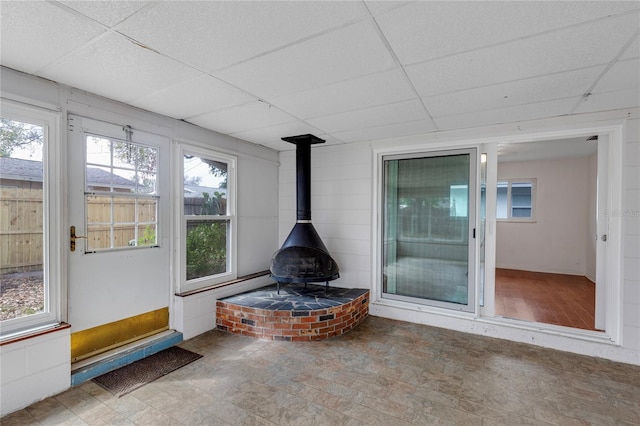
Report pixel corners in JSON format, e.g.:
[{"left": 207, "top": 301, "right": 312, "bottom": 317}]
[{"left": 270, "top": 134, "right": 339, "bottom": 292}]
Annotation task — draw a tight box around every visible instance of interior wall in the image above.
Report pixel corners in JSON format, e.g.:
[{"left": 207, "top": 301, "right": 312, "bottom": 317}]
[
  {"left": 278, "top": 143, "right": 372, "bottom": 289},
  {"left": 496, "top": 156, "right": 590, "bottom": 275}
]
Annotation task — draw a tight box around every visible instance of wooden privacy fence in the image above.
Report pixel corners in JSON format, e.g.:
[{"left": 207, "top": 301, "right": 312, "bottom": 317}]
[
  {"left": 1, "top": 190, "right": 160, "bottom": 272},
  {"left": 86, "top": 196, "right": 157, "bottom": 250},
  {"left": 1, "top": 188, "right": 44, "bottom": 274}
]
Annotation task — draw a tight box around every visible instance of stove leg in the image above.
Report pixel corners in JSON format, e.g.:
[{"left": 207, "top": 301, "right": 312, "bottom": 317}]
[
  {"left": 325, "top": 281, "right": 329, "bottom": 294},
  {"left": 277, "top": 281, "right": 280, "bottom": 294}
]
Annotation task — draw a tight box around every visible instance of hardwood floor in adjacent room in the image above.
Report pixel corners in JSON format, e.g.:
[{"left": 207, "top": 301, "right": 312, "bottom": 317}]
[{"left": 495, "top": 268, "right": 598, "bottom": 331}]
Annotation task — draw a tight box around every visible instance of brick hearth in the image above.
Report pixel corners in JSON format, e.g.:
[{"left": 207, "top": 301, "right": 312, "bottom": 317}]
[{"left": 216, "top": 283, "right": 369, "bottom": 341}]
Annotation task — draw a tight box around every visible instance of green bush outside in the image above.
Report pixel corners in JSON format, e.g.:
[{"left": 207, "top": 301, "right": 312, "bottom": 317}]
[{"left": 186, "top": 221, "right": 227, "bottom": 280}]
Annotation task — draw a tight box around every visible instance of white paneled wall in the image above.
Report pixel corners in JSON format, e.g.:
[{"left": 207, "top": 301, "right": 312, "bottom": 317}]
[
  {"left": 623, "top": 118, "right": 640, "bottom": 353},
  {"left": 278, "top": 143, "right": 372, "bottom": 289}
]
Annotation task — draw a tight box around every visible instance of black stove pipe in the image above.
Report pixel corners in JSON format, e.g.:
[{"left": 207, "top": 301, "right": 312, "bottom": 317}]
[{"left": 282, "top": 134, "right": 324, "bottom": 222}]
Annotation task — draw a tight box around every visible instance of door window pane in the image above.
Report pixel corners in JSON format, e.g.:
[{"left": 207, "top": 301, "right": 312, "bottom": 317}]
[
  {"left": 383, "top": 153, "right": 472, "bottom": 307},
  {"left": 84, "top": 136, "right": 158, "bottom": 251}
]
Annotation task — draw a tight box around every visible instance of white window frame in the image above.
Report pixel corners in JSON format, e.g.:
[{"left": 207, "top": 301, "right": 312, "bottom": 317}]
[
  {"left": 496, "top": 178, "right": 536, "bottom": 222},
  {"left": 176, "top": 143, "right": 237, "bottom": 293},
  {"left": 0, "top": 99, "right": 62, "bottom": 338}
]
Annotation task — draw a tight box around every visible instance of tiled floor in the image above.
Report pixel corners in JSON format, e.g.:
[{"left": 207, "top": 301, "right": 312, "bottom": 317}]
[
  {"left": 495, "top": 269, "right": 597, "bottom": 331},
  {"left": 3, "top": 316, "right": 639, "bottom": 425}
]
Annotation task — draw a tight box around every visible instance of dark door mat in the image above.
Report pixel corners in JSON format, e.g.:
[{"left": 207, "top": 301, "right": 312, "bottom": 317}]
[{"left": 92, "top": 346, "right": 202, "bottom": 397}]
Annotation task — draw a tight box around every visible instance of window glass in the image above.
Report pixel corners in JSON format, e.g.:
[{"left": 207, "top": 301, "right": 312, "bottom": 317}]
[
  {"left": 496, "top": 179, "right": 535, "bottom": 220},
  {"left": 511, "top": 182, "right": 532, "bottom": 218},
  {"left": 0, "top": 118, "right": 45, "bottom": 322},
  {"left": 85, "top": 136, "right": 158, "bottom": 250},
  {"left": 383, "top": 151, "right": 474, "bottom": 309}
]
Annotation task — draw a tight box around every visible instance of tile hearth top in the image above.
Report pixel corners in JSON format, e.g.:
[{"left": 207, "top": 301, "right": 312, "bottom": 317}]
[{"left": 220, "top": 283, "right": 368, "bottom": 311}]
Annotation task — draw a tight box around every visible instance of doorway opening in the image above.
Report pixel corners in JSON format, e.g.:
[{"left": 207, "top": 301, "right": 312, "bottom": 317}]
[{"left": 493, "top": 136, "right": 602, "bottom": 332}]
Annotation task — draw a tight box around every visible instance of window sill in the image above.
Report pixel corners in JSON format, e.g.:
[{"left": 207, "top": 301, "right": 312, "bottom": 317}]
[
  {"left": 175, "top": 270, "right": 270, "bottom": 297},
  {"left": 0, "top": 322, "right": 71, "bottom": 346}
]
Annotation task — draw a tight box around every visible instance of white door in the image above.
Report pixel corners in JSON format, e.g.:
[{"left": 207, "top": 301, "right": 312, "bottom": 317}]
[
  {"left": 594, "top": 135, "right": 608, "bottom": 330},
  {"left": 67, "top": 115, "right": 171, "bottom": 360}
]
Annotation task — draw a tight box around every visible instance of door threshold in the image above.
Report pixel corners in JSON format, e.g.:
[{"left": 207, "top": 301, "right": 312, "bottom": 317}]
[
  {"left": 71, "top": 330, "right": 182, "bottom": 385},
  {"left": 483, "top": 315, "right": 612, "bottom": 343}
]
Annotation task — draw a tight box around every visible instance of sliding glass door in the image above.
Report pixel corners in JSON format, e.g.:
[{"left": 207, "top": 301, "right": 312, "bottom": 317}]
[{"left": 382, "top": 149, "right": 476, "bottom": 312}]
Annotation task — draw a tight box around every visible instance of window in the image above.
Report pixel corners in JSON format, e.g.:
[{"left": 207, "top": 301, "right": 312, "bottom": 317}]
[
  {"left": 1, "top": 101, "right": 61, "bottom": 337},
  {"left": 84, "top": 136, "right": 158, "bottom": 251},
  {"left": 496, "top": 179, "right": 535, "bottom": 220},
  {"left": 180, "top": 146, "right": 236, "bottom": 292}
]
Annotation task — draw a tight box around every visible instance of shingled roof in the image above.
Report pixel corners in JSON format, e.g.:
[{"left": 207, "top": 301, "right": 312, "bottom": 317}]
[{"left": 0, "top": 157, "right": 136, "bottom": 188}]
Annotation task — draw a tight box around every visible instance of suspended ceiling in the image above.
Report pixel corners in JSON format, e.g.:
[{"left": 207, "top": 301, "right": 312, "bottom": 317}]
[{"left": 1, "top": 1, "right": 638, "bottom": 151}]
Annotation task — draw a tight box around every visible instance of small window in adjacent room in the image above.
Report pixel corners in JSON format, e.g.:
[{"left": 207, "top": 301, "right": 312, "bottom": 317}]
[{"left": 496, "top": 179, "right": 536, "bottom": 221}]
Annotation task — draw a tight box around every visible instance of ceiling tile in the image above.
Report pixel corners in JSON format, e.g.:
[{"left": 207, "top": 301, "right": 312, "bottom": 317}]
[
  {"left": 270, "top": 69, "right": 415, "bottom": 119},
  {"left": 363, "top": 1, "right": 410, "bottom": 15},
  {"left": 331, "top": 119, "right": 437, "bottom": 143},
  {"left": 214, "top": 21, "right": 397, "bottom": 100},
  {"left": 574, "top": 88, "right": 640, "bottom": 114},
  {"left": 592, "top": 58, "right": 640, "bottom": 94},
  {"left": 129, "top": 75, "right": 256, "bottom": 120},
  {"left": 308, "top": 99, "right": 427, "bottom": 134},
  {"left": 433, "top": 98, "right": 578, "bottom": 131},
  {"left": 0, "top": 1, "right": 105, "bottom": 74},
  {"left": 377, "top": 2, "right": 640, "bottom": 65},
  {"left": 116, "top": 1, "right": 368, "bottom": 72},
  {"left": 230, "top": 122, "right": 329, "bottom": 151},
  {"left": 621, "top": 35, "right": 640, "bottom": 60},
  {"left": 188, "top": 101, "right": 296, "bottom": 135},
  {"left": 406, "top": 12, "right": 640, "bottom": 97},
  {"left": 59, "top": 1, "right": 150, "bottom": 27},
  {"left": 39, "top": 33, "right": 200, "bottom": 103},
  {"left": 423, "top": 66, "right": 604, "bottom": 117}
]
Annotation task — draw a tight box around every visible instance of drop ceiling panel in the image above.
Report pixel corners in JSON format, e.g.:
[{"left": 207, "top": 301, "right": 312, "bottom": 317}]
[
  {"left": 0, "top": 1, "right": 105, "bottom": 74},
  {"left": 307, "top": 99, "right": 426, "bottom": 134},
  {"left": 116, "top": 1, "right": 368, "bottom": 73},
  {"left": 214, "top": 21, "right": 397, "bottom": 100},
  {"left": 332, "top": 119, "right": 437, "bottom": 143},
  {"left": 377, "top": 2, "right": 640, "bottom": 65},
  {"left": 621, "top": 35, "right": 640, "bottom": 59},
  {"left": 230, "top": 122, "right": 332, "bottom": 151},
  {"left": 39, "top": 33, "right": 200, "bottom": 104},
  {"left": 574, "top": 88, "right": 640, "bottom": 114},
  {"left": 592, "top": 58, "right": 640, "bottom": 94},
  {"left": 434, "top": 98, "right": 578, "bottom": 131},
  {"left": 424, "top": 66, "right": 604, "bottom": 118},
  {"left": 188, "top": 101, "right": 296, "bottom": 135},
  {"left": 270, "top": 69, "right": 415, "bottom": 119},
  {"left": 407, "top": 12, "right": 640, "bottom": 98},
  {"left": 60, "top": 1, "right": 151, "bottom": 27},
  {"left": 129, "top": 75, "right": 256, "bottom": 120}
]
